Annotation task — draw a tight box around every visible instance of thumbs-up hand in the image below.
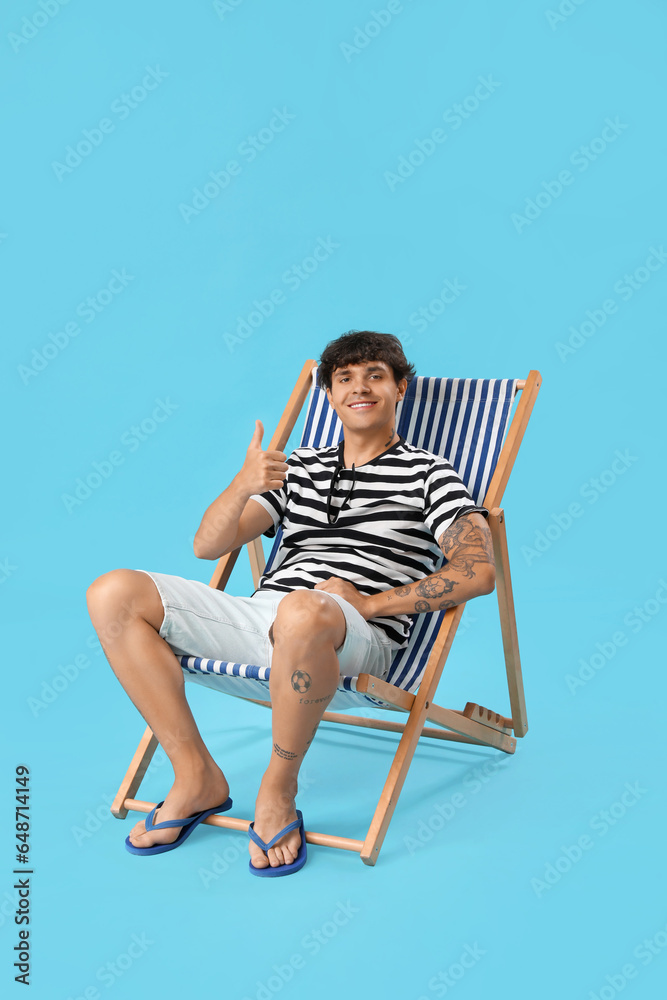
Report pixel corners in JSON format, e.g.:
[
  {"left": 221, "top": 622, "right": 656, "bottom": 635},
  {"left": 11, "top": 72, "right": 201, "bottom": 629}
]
[{"left": 237, "top": 420, "right": 288, "bottom": 496}]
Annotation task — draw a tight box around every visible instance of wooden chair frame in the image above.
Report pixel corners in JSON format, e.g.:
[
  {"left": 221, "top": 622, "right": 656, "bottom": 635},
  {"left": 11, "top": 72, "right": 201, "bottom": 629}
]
[{"left": 112, "top": 361, "right": 542, "bottom": 866}]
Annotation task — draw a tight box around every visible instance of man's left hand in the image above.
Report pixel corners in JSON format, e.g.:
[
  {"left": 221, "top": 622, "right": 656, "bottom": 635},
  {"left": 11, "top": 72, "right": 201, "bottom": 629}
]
[{"left": 314, "top": 577, "right": 376, "bottom": 620}]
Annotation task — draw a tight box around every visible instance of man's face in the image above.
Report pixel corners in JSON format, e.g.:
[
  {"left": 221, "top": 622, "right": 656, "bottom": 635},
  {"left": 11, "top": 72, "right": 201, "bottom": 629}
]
[{"left": 325, "top": 360, "right": 407, "bottom": 431}]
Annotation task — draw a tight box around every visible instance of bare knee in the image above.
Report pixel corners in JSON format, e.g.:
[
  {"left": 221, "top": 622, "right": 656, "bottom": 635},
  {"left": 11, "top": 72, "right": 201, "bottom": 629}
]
[
  {"left": 86, "top": 568, "right": 139, "bottom": 617},
  {"left": 271, "top": 590, "right": 345, "bottom": 649},
  {"left": 86, "top": 569, "right": 164, "bottom": 636}
]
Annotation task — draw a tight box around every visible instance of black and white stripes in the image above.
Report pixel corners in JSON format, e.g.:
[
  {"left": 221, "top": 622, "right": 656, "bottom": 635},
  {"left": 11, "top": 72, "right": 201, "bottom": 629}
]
[{"left": 249, "top": 433, "right": 488, "bottom": 647}]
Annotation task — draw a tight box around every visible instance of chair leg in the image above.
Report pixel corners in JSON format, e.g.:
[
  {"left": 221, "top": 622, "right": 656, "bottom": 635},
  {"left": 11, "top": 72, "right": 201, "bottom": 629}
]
[
  {"left": 360, "top": 607, "right": 465, "bottom": 865},
  {"left": 359, "top": 704, "right": 426, "bottom": 866},
  {"left": 488, "top": 508, "right": 528, "bottom": 736},
  {"left": 111, "top": 726, "right": 159, "bottom": 819}
]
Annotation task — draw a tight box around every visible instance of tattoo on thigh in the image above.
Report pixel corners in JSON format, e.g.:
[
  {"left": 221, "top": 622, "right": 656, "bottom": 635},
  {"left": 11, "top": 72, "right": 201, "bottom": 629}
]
[
  {"left": 291, "top": 670, "right": 312, "bottom": 693},
  {"left": 273, "top": 743, "right": 299, "bottom": 760}
]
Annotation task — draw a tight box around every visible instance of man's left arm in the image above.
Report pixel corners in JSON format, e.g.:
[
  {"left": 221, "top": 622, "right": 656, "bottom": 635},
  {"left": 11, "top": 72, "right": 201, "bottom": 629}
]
[{"left": 314, "top": 512, "right": 496, "bottom": 620}]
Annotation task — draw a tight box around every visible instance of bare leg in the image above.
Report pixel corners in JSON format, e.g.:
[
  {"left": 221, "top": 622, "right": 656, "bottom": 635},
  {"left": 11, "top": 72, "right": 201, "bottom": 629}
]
[
  {"left": 86, "top": 569, "right": 229, "bottom": 849},
  {"left": 248, "top": 590, "right": 346, "bottom": 870}
]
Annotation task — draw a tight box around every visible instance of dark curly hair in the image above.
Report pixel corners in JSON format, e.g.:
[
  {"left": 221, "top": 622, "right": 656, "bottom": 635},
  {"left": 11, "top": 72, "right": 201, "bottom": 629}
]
[{"left": 317, "top": 330, "right": 416, "bottom": 391}]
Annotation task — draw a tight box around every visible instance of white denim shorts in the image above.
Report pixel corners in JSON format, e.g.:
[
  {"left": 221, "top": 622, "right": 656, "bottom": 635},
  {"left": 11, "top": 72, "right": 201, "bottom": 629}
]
[{"left": 134, "top": 570, "right": 393, "bottom": 681}]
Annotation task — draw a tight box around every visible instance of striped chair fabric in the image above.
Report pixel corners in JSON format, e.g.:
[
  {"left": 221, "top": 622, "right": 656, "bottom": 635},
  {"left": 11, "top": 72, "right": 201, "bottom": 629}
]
[{"left": 179, "top": 369, "right": 518, "bottom": 710}]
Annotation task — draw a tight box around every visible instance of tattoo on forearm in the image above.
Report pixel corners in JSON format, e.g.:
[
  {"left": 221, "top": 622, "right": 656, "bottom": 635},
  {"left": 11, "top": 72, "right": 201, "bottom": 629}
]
[
  {"left": 383, "top": 516, "right": 494, "bottom": 613},
  {"left": 415, "top": 576, "right": 456, "bottom": 599},
  {"left": 291, "top": 670, "right": 312, "bottom": 693}
]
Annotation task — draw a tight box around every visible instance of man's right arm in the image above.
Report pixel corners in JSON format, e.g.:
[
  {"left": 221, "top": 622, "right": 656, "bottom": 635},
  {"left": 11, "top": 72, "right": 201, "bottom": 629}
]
[{"left": 193, "top": 420, "right": 287, "bottom": 560}]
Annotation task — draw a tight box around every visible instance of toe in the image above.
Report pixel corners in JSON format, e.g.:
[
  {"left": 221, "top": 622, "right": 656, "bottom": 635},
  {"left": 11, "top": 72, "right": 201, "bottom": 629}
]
[
  {"left": 281, "top": 844, "right": 295, "bottom": 864},
  {"left": 249, "top": 843, "right": 269, "bottom": 868},
  {"left": 129, "top": 820, "right": 147, "bottom": 845}
]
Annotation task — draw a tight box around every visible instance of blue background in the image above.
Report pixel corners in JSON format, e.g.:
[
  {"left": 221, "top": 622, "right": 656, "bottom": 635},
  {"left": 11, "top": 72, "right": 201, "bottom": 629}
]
[{"left": 3, "top": 0, "right": 666, "bottom": 997}]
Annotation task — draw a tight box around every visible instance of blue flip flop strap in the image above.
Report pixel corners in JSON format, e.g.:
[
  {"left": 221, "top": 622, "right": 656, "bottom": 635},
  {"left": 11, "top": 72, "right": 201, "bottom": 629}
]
[
  {"left": 145, "top": 801, "right": 225, "bottom": 833},
  {"left": 248, "top": 815, "right": 302, "bottom": 852},
  {"left": 144, "top": 802, "right": 165, "bottom": 833}
]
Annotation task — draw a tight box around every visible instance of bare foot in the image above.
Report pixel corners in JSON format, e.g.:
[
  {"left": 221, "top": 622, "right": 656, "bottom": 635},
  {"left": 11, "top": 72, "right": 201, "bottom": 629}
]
[
  {"left": 127, "top": 760, "right": 230, "bottom": 850},
  {"left": 249, "top": 773, "right": 300, "bottom": 869}
]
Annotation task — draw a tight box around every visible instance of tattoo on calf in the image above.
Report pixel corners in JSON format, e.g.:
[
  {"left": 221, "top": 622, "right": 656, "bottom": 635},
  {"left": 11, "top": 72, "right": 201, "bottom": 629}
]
[
  {"left": 304, "top": 725, "right": 318, "bottom": 751},
  {"left": 291, "top": 670, "right": 312, "bottom": 693},
  {"left": 299, "top": 695, "right": 329, "bottom": 705},
  {"left": 273, "top": 724, "right": 318, "bottom": 762}
]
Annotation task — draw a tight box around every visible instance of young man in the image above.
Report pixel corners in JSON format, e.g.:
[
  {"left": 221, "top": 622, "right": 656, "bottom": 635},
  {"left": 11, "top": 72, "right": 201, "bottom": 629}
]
[{"left": 86, "top": 331, "right": 495, "bottom": 876}]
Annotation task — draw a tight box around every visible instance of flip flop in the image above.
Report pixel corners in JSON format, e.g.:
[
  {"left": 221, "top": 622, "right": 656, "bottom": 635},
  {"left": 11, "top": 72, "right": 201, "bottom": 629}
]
[
  {"left": 125, "top": 797, "right": 233, "bottom": 856},
  {"left": 248, "top": 809, "right": 307, "bottom": 877}
]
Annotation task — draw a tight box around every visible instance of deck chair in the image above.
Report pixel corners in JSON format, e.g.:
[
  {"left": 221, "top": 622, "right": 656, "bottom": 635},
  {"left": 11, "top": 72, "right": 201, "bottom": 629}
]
[{"left": 112, "top": 361, "right": 542, "bottom": 866}]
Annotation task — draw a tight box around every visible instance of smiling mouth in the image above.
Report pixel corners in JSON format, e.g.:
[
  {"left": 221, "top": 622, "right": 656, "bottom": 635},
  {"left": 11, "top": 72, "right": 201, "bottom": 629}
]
[{"left": 348, "top": 401, "right": 377, "bottom": 409}]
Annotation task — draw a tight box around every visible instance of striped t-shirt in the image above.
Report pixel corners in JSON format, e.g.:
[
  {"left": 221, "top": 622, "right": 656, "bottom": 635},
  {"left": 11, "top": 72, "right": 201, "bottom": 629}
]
[{"left": 249, "top": 434, "right": 488, "bottom": 648}]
